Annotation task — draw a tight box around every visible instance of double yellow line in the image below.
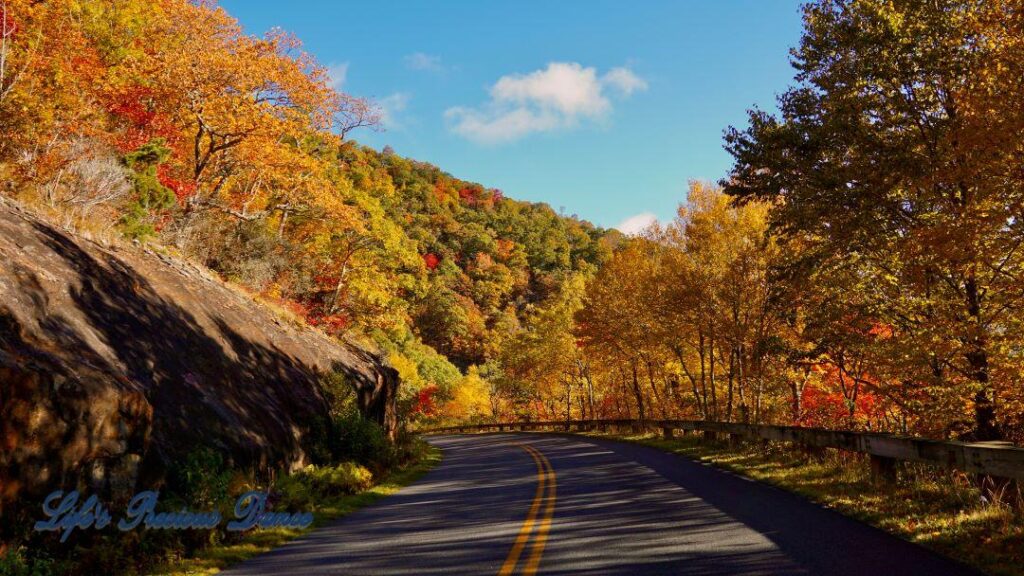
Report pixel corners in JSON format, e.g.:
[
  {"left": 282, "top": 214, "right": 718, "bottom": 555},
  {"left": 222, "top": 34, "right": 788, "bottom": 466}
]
[{"left": 498, "top": 444, "right": 556, "bottom": 576}]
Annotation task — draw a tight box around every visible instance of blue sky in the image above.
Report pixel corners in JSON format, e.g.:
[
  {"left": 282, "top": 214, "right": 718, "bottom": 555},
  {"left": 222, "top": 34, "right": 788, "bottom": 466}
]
[{"left": 219, "top": 0, "right": 805, "bottom": 232}]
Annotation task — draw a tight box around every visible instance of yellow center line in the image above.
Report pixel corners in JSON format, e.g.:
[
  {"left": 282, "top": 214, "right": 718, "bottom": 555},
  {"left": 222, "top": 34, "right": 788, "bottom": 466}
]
[
  {"left": 498, "top": 445, "right": 547, "bottom": 576},
  {"left": 522, "top": 445, "right": 556, "bottom": 576}
]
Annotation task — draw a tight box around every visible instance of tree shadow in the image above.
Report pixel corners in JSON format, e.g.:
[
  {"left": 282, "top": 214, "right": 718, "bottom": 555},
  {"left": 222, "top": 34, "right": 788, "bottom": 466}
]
[{"left": 1, "top": 217, "right": 347, "bottom": 526}]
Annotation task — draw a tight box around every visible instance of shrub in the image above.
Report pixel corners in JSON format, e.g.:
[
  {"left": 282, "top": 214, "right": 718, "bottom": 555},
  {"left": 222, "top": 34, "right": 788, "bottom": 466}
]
[
  {"left": 330, "top": 408, "right": 396, "bottom": 472},
  {"left": 166, "top": 447, "right": 234, "bottom": 510},
  {"left": 276, "top": 462, "right": 373, "bottom": 508},
  {"left": 120, "top": 140, "right": 176, "bottom": 240}
]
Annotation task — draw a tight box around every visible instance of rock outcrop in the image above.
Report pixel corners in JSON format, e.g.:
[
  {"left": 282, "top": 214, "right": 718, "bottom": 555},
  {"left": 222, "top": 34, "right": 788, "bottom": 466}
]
[{"left": 0, "top": 198, "right": 397, "bottom": 519}]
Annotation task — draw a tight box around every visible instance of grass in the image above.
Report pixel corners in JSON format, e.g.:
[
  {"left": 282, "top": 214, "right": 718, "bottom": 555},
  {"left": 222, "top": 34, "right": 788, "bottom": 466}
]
[
  {"left": 584, "top": 430, "right": 1023, "bottom": 576},
  {"left": 149, "top": 445, "right": 442, "bottom": 576}
]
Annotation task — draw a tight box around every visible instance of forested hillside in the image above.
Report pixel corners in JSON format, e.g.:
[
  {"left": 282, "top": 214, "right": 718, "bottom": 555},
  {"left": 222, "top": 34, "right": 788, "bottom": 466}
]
[{"left": 0, "top": 0, "right": 612, "bottom": 427}]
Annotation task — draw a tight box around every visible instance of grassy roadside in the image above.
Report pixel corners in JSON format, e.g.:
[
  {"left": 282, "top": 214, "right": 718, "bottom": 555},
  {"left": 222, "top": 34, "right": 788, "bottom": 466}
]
[
  {"left": 151, "top": 443, "right": 442, "bottom": 576},
  {"left": 582, "top": 431, "right": 1022, "bottom": 576}
]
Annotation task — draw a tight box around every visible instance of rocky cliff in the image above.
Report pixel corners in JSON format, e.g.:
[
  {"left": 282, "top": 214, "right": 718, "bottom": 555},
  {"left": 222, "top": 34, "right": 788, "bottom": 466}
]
[{"left": 0, "top": 199, "right": 397, "bottom": 519}]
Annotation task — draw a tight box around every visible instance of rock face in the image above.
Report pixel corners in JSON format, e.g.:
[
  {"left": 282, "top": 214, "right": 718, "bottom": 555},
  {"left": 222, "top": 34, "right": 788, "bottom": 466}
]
[{"left": 0, "top": 199, "right": 397, "bottom": 518}]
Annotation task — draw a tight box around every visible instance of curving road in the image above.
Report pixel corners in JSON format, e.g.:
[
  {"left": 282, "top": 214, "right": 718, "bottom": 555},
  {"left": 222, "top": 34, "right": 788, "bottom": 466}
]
[{"left": 223, "top": 433, "right": 981, "bottom": 575}]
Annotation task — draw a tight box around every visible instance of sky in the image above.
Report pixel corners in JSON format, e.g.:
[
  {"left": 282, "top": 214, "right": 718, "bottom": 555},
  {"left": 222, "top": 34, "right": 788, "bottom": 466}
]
[{"left": 218, "top": 0, "right": 805, "bottom": 233}]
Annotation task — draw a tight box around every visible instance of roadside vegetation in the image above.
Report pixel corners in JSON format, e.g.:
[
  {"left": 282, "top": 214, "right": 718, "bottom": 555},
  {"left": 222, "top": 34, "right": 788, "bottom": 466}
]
[
  {"left": 0, "top": 414, "right": 440, "bottom": 576},
  {"left": 593, "top": 431, "right": 1024, "bottom": 576},
  {"left": 151, "top": 441, "right": 441, "bottom": 576}
]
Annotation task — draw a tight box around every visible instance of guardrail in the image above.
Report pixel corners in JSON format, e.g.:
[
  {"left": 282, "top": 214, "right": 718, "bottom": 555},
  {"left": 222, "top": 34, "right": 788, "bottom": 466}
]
[{"left": 422, "top": 418, "right": 1024, "bottom": 484}]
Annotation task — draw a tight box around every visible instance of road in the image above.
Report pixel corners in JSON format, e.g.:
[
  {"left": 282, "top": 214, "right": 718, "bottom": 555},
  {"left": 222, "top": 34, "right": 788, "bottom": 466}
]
[{"left": 223, "top": 433, "right": 980, "bottom": 575}]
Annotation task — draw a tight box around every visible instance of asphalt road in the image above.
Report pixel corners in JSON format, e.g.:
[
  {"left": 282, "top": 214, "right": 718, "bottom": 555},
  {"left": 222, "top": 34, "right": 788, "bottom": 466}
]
[{"left": 223, "top": 433, "right": 981, "bottom": 575}]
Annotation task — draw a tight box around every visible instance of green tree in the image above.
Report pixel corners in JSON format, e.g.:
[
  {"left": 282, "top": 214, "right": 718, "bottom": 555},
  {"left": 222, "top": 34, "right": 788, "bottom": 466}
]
[{"left": 120, "top": 139, "right": 176, "bottom": 239}]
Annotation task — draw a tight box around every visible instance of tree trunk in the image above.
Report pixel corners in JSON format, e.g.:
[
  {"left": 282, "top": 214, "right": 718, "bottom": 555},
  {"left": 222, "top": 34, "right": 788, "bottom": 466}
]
[
  {"left": 580, "top": 358, "right": 596, "bottom": 420},
  {"left": 709, "top": 330, "right": 718, "bottom": 419},
  {"left": 644, "top": 357, "right": 664, "bottom": 418},
  {"left": 966, "top": 275, "right": 999, "bottom": 440},
  {"left": 726, "top": 346, "right": 735, "bottom": 422},
  {"left": 631, "top": 360, "right": 646, "bottom": 422}
]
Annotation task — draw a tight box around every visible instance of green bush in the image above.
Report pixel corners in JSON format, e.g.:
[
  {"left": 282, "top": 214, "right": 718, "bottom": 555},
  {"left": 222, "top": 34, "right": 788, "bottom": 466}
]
[
  {"left": 330, "top": 408, "right": 396, "bottom": 472},
  {"left": 119, "top": 139, "right": 176, "bottom": 240},
  {"left": 277, "top": 462, "right": 373, "bottom": 508},
  {"left": 167, "top": 447, "right": 234, "bottom": 510},
  {"left": 305, "top": 462, "right": 373, "bottom": 495}
]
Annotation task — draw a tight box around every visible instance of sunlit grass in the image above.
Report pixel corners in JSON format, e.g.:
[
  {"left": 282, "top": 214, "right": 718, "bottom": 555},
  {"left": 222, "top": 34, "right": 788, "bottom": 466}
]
[
  {"left": 592, "top": 431, "right": 1024, "bottom": 576},
  {"left": 150, "top": 445, "right": 442, "bottom": 576}
]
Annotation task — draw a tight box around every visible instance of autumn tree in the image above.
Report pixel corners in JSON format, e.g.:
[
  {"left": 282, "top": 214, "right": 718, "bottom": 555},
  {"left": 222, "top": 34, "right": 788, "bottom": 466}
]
[
  {"left": 575, "top": 237, "right": 672, "bottom": 421},
  {"left": 501, "top": 272, "right": 594, "bottom": 421},
  {"left": 724, "top": 0, "right": 1024, "bottom": 440}
]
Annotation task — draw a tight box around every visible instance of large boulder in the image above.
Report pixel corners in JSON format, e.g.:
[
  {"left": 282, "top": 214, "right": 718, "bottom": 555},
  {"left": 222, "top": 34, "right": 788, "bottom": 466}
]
[{"left": 0, "top": 198, "right": 397, "bottom": 520}]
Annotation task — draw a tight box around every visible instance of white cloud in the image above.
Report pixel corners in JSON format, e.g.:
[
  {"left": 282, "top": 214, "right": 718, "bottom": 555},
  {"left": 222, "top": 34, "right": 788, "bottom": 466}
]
[
  {"left": 379, "top": 92, "right": 411, "bottom": 130},
  {"left": 445, "top": 106, "right": 560, "bottom": 143},
  {"left": 326, "top": 62, "right": 349, "bottom": 90},
  {"left": 446, "top": 62, "right": 645, "bottom": 144},
  {"left": 602, "top": 67, "right": 648, "bottom": 95},
  {"left": 491, "top": 62, "right": 610, "bottom": 116},
  {"left": 616, "top": 212, "right": 659, "bottom": 236},
  {"left": 405, "top": 52, "right": 444, "bottom": 72}
]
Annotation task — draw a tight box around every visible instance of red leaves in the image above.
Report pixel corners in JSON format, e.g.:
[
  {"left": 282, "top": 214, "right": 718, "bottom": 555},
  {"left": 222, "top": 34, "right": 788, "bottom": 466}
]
[
  {"left": 423, "top": 252, "right": 440, "bottom": 270},
  {"left": 411, "top": 385, "right": 439, "bottom": 417},
  {"left": 306, "top": 311, "right": 349, "bottom": 335},
  {"left": 457, "top": 186, "right": 503, "bottom": 208},
  {"left": 797, "top": 382, "right": 884, "bottom": 429},
  {"left": 157, "top": 164, "right": 197, "bottom": 204},
  {"left": 107, "top": 86, "right": 178, "bottom": 153}
]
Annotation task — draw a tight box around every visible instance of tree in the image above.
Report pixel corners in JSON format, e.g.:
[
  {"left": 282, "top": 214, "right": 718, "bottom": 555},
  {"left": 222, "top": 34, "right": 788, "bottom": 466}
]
[
  {"left": 724, "top": 0, "right": 1024, "bottom": 440},
  {"left": 501, "top": 272, "right": 593, "bottom": 420}
]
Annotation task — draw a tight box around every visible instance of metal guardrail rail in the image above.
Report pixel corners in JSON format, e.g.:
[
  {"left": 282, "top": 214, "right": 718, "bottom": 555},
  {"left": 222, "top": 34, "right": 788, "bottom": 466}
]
[{"left": 423, "top": 418, "right": 1024, "bottom": 481}]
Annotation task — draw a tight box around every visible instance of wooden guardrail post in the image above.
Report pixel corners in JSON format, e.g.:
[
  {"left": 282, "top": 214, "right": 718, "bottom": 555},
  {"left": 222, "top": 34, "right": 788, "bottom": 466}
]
[{"left": 869, "top": 454, "right": 898, "bottom": 484}]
